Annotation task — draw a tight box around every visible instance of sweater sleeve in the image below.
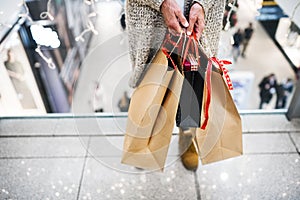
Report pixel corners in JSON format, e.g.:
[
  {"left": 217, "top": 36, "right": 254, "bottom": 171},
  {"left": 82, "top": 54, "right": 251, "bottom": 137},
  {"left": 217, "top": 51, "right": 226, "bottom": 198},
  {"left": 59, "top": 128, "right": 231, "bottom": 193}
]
[
  {"left": 133, "top": 0, "right": 165, "bottom": 12},
  {"left": 192, "top": 0, "right": 214, "bottom": 16},
  {"left": 192, "top": 0, "right": 226, "bottom": 57}
]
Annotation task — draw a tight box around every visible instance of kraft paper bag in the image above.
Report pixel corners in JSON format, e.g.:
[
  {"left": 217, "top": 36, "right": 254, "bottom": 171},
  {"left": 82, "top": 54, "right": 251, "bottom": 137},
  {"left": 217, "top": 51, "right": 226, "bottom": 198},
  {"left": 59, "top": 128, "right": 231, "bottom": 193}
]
[
  {"left": 122, "top": 50, "right": 184, "bottom": 170},
  {"left": 196, "top": 70, "right": 243, "bottom": 165}
]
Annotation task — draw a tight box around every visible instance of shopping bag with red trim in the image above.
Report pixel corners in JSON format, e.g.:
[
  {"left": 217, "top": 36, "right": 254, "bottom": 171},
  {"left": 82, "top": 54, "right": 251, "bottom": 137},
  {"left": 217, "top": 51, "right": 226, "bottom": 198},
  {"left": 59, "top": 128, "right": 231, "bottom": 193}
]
[
  {"left": 121, "top": 33, "right": 184, "bottom": 171},
  {"left": 196, "top": 55, "right": 243, "bottom": 165}
]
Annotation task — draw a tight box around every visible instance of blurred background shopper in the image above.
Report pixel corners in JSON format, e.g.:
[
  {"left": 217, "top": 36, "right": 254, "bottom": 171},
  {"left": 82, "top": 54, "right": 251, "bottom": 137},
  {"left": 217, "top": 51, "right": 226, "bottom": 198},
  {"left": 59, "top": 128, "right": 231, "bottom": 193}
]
[
  {"left": 258, "top": 73, "right": 277, "bottom": 109},
  {"left": 118, "top": 91, "right": 130, "bottom": 112},
  {"left": 232, "top": 28, "right": 243, "bottom": 62},
  {"left": 92, "top": 82, "right": 105, "bottom": 113},
  {"left": 4, "top": 49, "right": 36, "bottom": 109},
  {"left": 241, "top": 22, "right": 254, "bottom": 58}
]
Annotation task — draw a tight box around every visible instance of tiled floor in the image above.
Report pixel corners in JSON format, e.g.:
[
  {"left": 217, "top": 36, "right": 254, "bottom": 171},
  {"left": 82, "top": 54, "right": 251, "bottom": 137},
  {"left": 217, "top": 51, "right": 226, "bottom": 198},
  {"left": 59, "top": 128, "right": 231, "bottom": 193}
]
[{"left": 0, "top": 115, "right": 299, "bottom": 200}]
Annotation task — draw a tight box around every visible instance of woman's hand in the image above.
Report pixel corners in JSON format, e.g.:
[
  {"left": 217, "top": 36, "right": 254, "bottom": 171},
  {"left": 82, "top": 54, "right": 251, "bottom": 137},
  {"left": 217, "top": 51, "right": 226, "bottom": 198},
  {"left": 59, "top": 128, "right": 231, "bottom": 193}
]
[
  {"left": 161, "top": 0, "right": 189, "bottom": 35},
  {"left": 187, "top": 3, "right": 205, "bottom": 40}
]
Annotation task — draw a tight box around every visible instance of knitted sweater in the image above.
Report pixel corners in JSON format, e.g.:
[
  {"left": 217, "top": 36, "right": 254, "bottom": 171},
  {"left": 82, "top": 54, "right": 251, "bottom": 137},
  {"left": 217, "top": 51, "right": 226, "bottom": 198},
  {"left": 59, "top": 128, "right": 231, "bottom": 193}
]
[{"left": 126, "top": 0, "right": 226, "bottom": 88}]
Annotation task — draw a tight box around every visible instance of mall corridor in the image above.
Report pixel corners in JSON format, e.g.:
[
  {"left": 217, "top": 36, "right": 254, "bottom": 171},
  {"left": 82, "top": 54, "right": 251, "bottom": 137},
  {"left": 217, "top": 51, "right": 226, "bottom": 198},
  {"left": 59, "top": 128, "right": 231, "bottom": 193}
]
[{"left": 73, "top": 0, "right": 295, "bottom": 113}]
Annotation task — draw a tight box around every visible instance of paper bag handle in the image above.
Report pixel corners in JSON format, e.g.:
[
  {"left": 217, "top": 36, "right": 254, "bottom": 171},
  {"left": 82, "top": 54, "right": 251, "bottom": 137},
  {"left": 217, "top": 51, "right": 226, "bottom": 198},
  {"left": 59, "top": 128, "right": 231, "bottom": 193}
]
[
  {"left": 161, "top": 31, "right": 184, "bottom": 70},
  {"left": 182, "top": 32, "right": 200, "bottom": 67}
]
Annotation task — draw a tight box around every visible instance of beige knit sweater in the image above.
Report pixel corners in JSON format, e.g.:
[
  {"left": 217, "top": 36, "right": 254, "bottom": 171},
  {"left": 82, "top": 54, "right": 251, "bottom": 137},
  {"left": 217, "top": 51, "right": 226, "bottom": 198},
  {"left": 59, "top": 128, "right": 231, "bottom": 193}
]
[{"left": 126, "top": 0, "right": 226, "bottom": 88}]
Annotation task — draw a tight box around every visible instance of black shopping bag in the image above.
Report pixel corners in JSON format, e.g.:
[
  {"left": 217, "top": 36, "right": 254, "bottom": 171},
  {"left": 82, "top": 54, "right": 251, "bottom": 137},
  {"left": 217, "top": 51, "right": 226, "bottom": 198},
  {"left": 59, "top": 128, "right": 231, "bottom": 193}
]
[
  {"left": 176, "top": 34, "right": 209, "bottom": 128},
  {"left": 176, "top": 70, "right": 204, "bottom": 127}
]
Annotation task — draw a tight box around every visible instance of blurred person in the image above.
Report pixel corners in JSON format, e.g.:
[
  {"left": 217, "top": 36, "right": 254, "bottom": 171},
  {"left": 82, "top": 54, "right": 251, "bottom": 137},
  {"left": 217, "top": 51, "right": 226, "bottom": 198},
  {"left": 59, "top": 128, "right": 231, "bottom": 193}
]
[
  {"left": 93, "top": 82, "right": 105, "bottom": 112},
  {"left": 222, "top": 0, "right": 239, "bottom": 30},
  {"left": 296, "top": 67, "right": 300, "bottom": 80},
  {"left": 275, "top": 83, "right": 285, "bottom": 109},
  {"left": 120, "top": 12, "right": 126, "bottom": 31},
  {"left": 118, "top": 6, "right": 127, "bottom": 46},
  {"left": 126, "top": 0, "right": 226, "bottom": 171},
  {"left": 258, "top": 73, "right": 277, "bottom": 109},
  {"left": 4, "top": 49, "right": 36, "bottom": 109},
  {"left": 222, "top": 10, "right": 237, "bottom": 30},
  {"left": 276, "top": 78, "right": 294, "bottom": 109},
  {"left": 284, "top": 78, "right": 294, "bottom": 94},
  {"left": 232, "top": 28, "right": 243, "bottom": 62},
  {"left": 119, "top": 8, "right": 127, "bottom": 45},
  {"left": 118, "top": 91, "right": 130, "bottom": 112},
  {"left": 241, "top": 22, "right": 254, "bottom": 58}
]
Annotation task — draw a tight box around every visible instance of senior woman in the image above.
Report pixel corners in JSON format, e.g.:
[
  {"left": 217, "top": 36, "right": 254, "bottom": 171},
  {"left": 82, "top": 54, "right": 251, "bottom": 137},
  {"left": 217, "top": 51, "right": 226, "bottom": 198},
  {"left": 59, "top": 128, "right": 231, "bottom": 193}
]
[{"left": 126, "top": 0, "right": 226, "bottom": 171}]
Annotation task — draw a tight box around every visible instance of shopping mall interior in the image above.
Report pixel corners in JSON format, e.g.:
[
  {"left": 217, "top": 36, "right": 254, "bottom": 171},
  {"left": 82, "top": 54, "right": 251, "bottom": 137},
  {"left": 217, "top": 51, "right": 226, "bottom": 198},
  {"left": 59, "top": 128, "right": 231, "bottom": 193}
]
[{"left": 0, "top": 0, "right": 300, "bottom": 199}]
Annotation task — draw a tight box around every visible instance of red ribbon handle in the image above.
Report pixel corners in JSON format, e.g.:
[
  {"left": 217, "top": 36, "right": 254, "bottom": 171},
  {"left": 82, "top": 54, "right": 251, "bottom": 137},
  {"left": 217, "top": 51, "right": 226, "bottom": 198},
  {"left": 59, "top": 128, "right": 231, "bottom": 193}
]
[
  {"left": 200, "top": 59, "right": 212, "bottom": 130},
  {"left": 182, "top": 33, "right": 200, "bottom": 70},
  {"left": 200, "top": 57, "right": 233, "bottom": 130},
  {"left": 211, "top": 57, "right": 233, "bottom": 90}
]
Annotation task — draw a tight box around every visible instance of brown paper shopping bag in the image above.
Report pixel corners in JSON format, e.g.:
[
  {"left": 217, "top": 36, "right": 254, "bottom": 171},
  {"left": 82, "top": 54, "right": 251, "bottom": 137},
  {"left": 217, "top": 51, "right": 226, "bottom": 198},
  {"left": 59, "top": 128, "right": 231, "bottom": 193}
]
[
  {"left": 196, "top": 59, "right": 243, "bottom": 165},
  {"left": 122, "top": 50, "right": 184, "bottom": 170}
]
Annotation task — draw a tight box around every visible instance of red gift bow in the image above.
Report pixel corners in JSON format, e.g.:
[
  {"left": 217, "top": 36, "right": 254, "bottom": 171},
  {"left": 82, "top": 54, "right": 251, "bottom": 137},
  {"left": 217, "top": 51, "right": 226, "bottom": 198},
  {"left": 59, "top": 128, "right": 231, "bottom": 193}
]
[{"left": 200, "top": 57, "right": 233, "bottom": 130}]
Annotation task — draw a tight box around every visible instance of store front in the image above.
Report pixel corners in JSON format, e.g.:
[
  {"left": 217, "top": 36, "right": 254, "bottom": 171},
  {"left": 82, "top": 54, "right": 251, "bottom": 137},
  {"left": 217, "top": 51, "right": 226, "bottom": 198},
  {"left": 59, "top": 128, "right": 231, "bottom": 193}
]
[
  {"left": 0, "top": 0, "right": 95, "bottom": 115},
  {"left": 0, "top": 24, "right": 46, "bottom": 115}
]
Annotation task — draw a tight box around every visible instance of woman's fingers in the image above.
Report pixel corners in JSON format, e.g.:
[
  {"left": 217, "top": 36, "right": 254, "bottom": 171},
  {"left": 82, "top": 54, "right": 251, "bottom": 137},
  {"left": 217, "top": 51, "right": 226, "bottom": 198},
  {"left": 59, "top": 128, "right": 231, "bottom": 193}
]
[
  {"left": 161, "top": 0, "right": 188, "bottom": 34},
  {"left": 187, "top": 3, "right": 205, "bottom": 39}
]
